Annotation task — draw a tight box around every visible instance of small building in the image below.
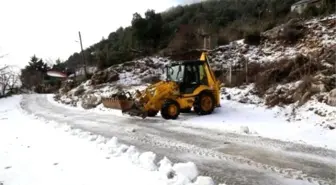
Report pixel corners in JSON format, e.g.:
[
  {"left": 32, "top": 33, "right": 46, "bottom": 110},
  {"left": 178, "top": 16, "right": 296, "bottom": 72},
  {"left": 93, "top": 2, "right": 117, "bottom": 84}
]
[{"left": 291, "top": 0, "right": 323, "bottom": 14}]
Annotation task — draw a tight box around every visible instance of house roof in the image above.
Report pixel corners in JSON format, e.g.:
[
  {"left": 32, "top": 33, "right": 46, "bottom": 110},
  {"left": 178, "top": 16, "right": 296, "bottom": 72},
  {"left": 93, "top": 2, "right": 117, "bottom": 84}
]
[{"left": 292, "top": 0, "right": 321, "bottom": 6}]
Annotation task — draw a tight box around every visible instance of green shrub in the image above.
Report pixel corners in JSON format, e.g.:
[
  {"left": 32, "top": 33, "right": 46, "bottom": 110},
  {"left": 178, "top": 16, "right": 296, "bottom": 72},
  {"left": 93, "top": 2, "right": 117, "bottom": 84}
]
[
  {"left": 244, "top": 30, "right": 261, "bottom": 45},
  {"left": 281, "top": 19, "right": 305, "bottom": 44},
  {"left": 282, "top": 27, "right": 304, "bottom": 43}
]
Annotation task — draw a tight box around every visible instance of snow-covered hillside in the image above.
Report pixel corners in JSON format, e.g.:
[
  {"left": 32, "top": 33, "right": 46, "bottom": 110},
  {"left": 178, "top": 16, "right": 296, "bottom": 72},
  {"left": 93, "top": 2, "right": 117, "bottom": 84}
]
[
  {"left": 54, "top": 14, "right": 336, "bottom": 133},
  {"left": 0, "top": 96, "right": 218, "bottom": 185},
  {"left": 209, "top": 14, "right": 336, "bottom": 68}
]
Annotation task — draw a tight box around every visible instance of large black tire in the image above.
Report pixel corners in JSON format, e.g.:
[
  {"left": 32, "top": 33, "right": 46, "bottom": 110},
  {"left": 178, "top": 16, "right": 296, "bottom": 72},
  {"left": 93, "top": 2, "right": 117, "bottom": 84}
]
[
  {"left": 193, "top": 91, "right": 215, "bottom": 115},
  {"left": 147, "top": 110, "right": 158, "bottom": 117},
  {"left": 161, "top": 100, "right": 180, "bottom": 120}
]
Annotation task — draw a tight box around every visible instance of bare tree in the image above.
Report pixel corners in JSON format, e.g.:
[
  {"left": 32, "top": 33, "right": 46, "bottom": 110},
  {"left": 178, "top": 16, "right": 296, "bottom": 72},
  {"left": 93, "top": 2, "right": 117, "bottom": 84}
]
[
  {"left": 0, "top": 65, "right": 20, "bottom": 97},
  {"left": 0, "top": 52, "right": 9, "bottom": 73},
  {"left": 0, "top": 65, "right": 8, "bottom": 73}
]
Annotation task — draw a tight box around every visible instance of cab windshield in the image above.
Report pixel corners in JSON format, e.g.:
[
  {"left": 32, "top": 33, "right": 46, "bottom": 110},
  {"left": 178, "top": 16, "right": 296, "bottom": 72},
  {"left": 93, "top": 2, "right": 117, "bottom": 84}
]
[{"left": 166, "top": 65, "right": 184, "bottom": 82}]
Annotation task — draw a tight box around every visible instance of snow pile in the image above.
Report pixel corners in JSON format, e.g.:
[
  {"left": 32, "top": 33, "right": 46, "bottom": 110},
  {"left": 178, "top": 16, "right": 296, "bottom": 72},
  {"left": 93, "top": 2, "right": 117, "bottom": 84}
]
[
  {"left": 173, "top": 162, "right": 199, "bottom": 182},
  {"left": 221, "top": 82, "right": 336, "bottom": 130},
  {"left": 55, "top": 56, "right": 171, "bottom": 108},
  {"left": 112, "top": 56, "right": 171, "bottom": 85},
  {"left": 221, "top": 84, "right": 263, "bottom": 105},
  {"left": 102, "top": 137, "right": 208, "bottom": 184},
  {"left": 273, "top": 99, "right": 336, "bottom": 130},
  {"left": 55, "top": 80, "right": 148, "bottom": 108},
  {"left": 0, "top": 95, "right": 217, "bottom": 185}
]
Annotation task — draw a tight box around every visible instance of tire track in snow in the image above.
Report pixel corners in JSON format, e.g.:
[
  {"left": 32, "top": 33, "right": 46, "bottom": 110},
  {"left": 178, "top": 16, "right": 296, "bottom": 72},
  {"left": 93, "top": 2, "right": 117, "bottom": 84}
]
[
  {"left": 112, "top": 131, "right": 333, "bottom": 185},
  {"left": 20, "top": 94, "right": 336, "bottom": 185}
]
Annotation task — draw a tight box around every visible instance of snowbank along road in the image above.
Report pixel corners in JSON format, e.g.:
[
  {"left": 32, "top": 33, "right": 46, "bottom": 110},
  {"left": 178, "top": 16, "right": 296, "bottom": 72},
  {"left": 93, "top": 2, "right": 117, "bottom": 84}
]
[
  {"left": 21, "top": 94, "right": 336, "bottom": 185},
  {"left": 1, "top": 96, "right": 194, "bottom": 185}
]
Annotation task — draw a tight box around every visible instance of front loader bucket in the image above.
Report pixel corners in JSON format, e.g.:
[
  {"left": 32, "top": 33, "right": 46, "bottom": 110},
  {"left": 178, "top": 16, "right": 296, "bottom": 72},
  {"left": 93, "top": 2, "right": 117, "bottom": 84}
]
[
  {"left": 101, "top": 98, "right": 135, "bottom": 111},
  {"left": 101, "top": 91, "right": 148, "bottom": 119}
]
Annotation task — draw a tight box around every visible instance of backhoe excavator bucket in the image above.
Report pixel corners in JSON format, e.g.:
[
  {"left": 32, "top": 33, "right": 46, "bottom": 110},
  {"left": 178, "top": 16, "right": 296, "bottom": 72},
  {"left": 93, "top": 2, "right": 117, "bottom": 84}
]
[{"left": 101, "top": 91, "right": 147, "bottom": 119}]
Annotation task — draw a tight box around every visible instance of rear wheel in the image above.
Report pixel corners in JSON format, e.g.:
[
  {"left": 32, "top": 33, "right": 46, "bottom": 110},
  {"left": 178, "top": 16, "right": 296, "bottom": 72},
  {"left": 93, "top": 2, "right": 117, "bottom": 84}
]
[
  {"left": 194, "top": 91, "right": 215, "bottom": 115},
  {"left": 161, "top": 100, "right": 180, "bottom": 120}
]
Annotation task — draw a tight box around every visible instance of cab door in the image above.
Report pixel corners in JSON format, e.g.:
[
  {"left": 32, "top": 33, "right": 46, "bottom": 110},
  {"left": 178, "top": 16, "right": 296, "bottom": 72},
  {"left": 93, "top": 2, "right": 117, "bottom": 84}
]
[{"left": 179, "top": 63, "right": 200, "bottom": 94}]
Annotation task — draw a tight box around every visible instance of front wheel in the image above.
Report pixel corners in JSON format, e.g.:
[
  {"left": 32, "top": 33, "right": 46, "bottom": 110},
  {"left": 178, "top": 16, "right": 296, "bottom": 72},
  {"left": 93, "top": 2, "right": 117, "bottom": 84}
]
[
  {"left": 161, "top": 100, "right": 180, "bottom": 120},
  {"left": 194, "top": 91, "right": 215, "bottom": 115}
]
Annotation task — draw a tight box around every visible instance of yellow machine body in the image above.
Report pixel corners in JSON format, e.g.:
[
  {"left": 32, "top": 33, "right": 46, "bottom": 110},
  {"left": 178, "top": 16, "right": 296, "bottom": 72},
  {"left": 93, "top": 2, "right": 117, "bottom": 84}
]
[{"left": 103, "top": 52, "right": 221, "bottom": 119}]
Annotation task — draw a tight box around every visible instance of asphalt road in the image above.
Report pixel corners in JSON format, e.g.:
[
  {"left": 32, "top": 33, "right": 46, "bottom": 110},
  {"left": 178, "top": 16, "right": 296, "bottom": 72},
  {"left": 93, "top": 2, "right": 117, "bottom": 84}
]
[{"left": 21, "top": 94, "right": 336, "bottom": 185}]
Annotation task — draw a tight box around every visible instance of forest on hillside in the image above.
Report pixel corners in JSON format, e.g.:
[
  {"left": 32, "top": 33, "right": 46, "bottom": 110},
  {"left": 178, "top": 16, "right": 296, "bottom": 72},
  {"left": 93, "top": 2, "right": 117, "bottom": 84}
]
[
  {"left": 62, "top": 0, "right": 334, "bottom": 70},
  {"left": 65, "top": 0, "right": 298, "bottom": 70}
]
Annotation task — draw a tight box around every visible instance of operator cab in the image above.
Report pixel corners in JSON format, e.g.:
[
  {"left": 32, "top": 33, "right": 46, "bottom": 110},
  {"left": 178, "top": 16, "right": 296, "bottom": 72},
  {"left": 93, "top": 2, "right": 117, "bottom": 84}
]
[{"left": 165, "top": 60, "right": 208, "bottom": 94}]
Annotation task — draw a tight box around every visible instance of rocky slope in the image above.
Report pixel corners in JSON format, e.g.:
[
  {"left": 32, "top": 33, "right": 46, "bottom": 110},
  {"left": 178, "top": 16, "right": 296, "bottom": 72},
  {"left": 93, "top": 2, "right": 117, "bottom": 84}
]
[
  {"left": 209, "top": 15, "right": 336, "bottom": 68},
  {"left": 54, "top": 56, "right": 170, "bottom": 108}
]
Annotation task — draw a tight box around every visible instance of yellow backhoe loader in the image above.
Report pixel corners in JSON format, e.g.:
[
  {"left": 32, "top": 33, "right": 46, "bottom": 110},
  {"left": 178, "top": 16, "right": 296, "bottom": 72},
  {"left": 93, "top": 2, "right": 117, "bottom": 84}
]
[{"left": 102, "top": 51, "right": 221, "bottom": 120}]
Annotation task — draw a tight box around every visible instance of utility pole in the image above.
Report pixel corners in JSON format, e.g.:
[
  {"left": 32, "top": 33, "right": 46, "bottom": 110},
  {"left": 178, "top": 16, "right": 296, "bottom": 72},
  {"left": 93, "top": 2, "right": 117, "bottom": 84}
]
[
  {"left": 78, "top": 31, "right": 88, "bottom": 79},
  {"left": 245, "top": 58, "right": 248, "bottom": 84}
]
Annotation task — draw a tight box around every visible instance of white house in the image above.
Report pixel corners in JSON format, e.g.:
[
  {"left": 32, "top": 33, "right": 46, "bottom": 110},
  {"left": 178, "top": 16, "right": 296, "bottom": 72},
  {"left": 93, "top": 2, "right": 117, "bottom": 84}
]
[{"left": 291, "top": 0, "right": 323, "bottom": 14}]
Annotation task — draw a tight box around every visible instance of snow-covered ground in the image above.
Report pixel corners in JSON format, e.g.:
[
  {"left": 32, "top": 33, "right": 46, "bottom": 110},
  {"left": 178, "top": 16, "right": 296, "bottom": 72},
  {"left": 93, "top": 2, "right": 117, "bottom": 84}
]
[
  {"left": 49, "top": 91, "right": 336, "bottom": 151},
  {"left": 0, "top": 96, "right": 217, "bottom": 185},
  {"left": 183, "top": 100, "right": 336, "bottom": 150}
]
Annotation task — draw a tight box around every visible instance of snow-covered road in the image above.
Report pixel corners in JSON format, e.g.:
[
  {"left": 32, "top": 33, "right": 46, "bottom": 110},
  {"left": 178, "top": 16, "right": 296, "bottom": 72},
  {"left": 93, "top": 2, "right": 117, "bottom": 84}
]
[
  {"left": 2, "top": 96, "right": 210, "bottom": 185},
  {"left": 19, "top": 94, "right": 336, "bottom": 185}
]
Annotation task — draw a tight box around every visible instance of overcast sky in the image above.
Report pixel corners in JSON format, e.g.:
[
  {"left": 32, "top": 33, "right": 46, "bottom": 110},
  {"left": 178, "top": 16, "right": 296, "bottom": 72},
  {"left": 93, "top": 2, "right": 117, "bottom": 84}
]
[{"left": 0, "top": 0, "right": 204, "bottom": 68}]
